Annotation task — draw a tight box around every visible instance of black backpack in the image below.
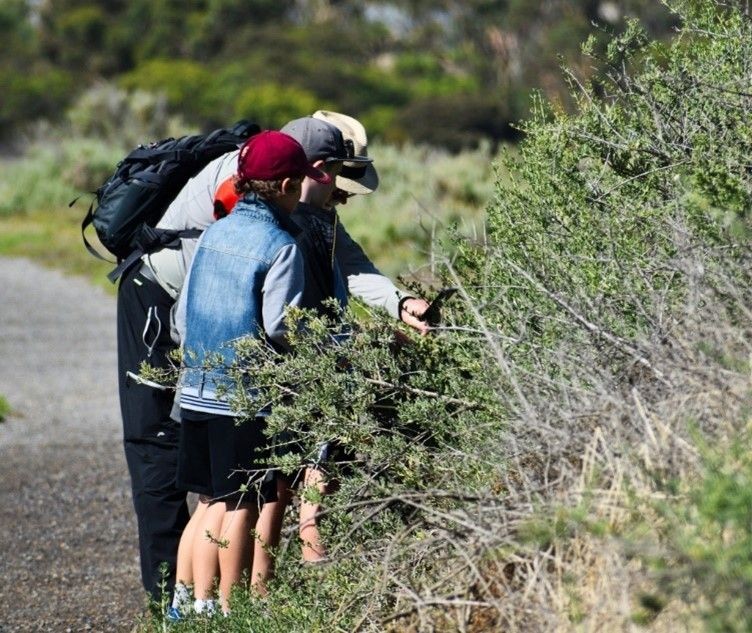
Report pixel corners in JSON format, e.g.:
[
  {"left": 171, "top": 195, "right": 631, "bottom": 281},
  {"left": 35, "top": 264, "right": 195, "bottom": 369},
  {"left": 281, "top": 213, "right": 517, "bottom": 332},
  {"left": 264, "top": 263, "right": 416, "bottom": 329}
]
[{"left": 80, "top": 120, "right": 259, "bottom": 282}]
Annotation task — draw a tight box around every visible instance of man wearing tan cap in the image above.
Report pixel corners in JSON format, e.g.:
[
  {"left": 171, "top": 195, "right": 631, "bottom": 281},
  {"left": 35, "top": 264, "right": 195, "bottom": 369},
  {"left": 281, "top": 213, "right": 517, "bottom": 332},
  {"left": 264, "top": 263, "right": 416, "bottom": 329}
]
[
  {"left": 250, "top": 114, "right": 431, "bottom": 574},
  {"left": 314, "top": 109, "right": 379, "bottom": 198},
  {"left": 286, "top": 112, "right": 430, "bottom": 332}
]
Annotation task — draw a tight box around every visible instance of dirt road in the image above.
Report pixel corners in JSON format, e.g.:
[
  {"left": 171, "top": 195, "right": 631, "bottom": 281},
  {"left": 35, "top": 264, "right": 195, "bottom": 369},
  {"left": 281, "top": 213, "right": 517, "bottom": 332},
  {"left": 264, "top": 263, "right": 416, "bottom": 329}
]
[{"left": 0, "top": 258, "right": 143, "bottom": 632}]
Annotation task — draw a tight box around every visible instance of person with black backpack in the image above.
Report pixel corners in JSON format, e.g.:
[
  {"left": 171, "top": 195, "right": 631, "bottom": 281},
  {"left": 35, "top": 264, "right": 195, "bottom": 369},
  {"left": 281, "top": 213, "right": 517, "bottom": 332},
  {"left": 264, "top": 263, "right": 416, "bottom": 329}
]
[
  {"left": 105, "top": 118, "right": 342, "bottom": 615},
  {"left": 109, "top": 123, "right": 259, "bottom": 606}
]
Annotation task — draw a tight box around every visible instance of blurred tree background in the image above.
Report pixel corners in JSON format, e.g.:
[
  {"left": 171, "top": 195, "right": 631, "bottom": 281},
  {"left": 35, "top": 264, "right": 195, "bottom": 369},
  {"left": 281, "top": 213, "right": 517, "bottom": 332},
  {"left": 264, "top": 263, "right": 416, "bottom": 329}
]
[{"left": 2, "top": 0, "right": 677, "bottom": 150}]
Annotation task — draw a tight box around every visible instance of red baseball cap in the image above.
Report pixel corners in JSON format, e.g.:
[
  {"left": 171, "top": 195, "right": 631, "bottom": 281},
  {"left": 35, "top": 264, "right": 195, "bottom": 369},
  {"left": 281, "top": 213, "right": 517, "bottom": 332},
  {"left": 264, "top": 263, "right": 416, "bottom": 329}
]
[{"left": 237, "top": 130, "right": 332, "bottom": 184}]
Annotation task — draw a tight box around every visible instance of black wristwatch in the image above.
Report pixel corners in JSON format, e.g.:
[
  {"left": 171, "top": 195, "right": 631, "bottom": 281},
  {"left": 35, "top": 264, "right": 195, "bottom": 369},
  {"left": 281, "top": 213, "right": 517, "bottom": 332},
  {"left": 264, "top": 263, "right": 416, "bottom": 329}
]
[{"left": 398, "top": 296, "right": 416, "bottom": 320}]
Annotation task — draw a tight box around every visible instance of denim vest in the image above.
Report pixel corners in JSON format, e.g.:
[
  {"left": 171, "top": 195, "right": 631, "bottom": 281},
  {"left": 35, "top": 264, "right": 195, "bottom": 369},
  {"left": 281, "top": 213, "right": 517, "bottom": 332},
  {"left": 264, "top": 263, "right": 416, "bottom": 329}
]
[{"left": 180, "top": 194, "right": 299, "bottom": 415}]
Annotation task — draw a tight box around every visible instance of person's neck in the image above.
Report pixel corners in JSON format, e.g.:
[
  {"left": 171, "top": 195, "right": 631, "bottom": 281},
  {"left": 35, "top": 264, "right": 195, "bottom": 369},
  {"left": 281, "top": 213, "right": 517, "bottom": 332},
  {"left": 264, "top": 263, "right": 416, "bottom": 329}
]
[
  {"left": 298, "top": 198, "right": 335, "bottom": 214},
  {"left": 243, "top": 192, "right": 287, "bottom": 216}
]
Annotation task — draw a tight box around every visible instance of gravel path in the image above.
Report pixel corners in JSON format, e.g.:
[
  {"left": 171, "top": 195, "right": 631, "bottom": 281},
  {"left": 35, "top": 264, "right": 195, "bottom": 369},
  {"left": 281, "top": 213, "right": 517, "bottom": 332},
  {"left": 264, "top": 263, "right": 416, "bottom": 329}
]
[{"left": 0, "top": 258, "right": 143, "bottom": 632}]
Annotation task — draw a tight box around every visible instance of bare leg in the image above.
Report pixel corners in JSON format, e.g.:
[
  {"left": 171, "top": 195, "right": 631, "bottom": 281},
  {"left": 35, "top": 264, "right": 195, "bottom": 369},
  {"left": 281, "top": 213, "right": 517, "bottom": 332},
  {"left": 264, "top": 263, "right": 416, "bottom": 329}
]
[
  {"left": 299, "top": 467, "right": 327, "bottom": 562},
  {"left": 217, "top": 502, "right": 258, "bottom": 613},
  {"left": 192, "top": 500, "right": 225, "bottom": 601},
  {"left": 252, "top": 477, "right": 293, "bottom": 595},
  {"left": 176, "top": 498, "right": 209, "bottom": 585}
]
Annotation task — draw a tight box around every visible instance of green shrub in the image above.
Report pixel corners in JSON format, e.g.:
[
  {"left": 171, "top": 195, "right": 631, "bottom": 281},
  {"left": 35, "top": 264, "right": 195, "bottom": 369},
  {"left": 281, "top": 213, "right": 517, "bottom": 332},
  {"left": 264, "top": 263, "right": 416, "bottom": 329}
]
[
  {"left": 67, "top": 83, "right": 188, "bottom": 148},
  {"left": 0, "top": 133, "right": 128, "bottom": 218},
  {"left": 395, "top": 92, "right": 522, "bottom": 151},
  {"left": 233, "top": 83, "right": 324, "bottom": 129},
  {"left": 0, "top": 146, "right": 79, "bottom": 218},
  {"left": 0, "top": 67, "right": 75, "bottom": 135},
  {"left": 119, "top": 59, "right": 222, "bottom": 124},
  {"left": 54, "top": 5, "right": 107, "bottom": 69}
]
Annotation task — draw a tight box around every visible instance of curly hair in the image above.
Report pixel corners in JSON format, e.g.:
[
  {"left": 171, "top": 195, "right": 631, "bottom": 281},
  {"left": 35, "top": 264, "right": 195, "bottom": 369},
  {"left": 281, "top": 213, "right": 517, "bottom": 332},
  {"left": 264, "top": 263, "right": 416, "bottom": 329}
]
[{"left": 233, "top": 174, "right": 299, "bottom": 198}]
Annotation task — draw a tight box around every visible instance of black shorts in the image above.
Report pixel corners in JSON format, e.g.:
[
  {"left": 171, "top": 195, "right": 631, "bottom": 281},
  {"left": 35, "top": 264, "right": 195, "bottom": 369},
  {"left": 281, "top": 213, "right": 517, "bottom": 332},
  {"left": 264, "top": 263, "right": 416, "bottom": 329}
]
[{"left": 176, "top": 410, "right": 277, "bottom": 506}]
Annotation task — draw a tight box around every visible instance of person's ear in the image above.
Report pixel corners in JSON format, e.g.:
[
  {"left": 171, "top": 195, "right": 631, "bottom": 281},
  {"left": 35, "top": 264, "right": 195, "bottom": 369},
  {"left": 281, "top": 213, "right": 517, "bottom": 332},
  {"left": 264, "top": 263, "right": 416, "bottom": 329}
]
[{"left": 280, "top": 177, "right": 301, "bottom": 196}]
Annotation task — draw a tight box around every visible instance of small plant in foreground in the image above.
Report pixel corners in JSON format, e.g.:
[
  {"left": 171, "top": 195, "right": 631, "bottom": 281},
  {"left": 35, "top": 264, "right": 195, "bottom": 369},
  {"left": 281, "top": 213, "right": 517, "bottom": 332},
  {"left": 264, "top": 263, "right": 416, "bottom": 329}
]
[{"left": 0, "top": 395, "right": 11, "bottom": 422}]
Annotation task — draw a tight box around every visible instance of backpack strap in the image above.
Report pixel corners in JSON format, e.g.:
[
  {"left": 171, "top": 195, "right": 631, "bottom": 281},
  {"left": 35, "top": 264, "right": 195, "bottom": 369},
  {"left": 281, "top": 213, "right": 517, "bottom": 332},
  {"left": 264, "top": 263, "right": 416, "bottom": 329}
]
[
  {"left": 106, "top": 227, "right": 203, "bottom": 283},
  {"left": 123, "top": 148, "right": 201, "bottom": 164},
  {"left": 231, "top": 120, "right": 260, "bottom": 139},
  {"left": 80, "top": 199, "right": 117, "bottom": 264}
]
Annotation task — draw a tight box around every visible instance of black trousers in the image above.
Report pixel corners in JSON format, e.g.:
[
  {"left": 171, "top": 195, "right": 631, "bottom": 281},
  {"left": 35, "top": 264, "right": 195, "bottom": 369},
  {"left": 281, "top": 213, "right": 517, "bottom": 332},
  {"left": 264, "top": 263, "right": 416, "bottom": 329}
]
[{"left": 117, "top": 264, "right": 190, "bottom": 600}]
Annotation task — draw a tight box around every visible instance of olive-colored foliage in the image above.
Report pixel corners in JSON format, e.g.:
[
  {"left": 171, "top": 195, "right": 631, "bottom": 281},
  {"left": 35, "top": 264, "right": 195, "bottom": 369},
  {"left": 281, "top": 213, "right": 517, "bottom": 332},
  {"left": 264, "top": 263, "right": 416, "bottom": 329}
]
[
  {"left": 396, "top": 92, "right": 522, "bottom": 152},
  {"left": 67, "top": 84, "right": 188, "bottom": 150},
  {"left": 230, "top": 306, "right": 500, "bottom": 489},
  {"left": 188, "top": 0, "right": 297, "bottom": 56},
  {"left": 460, "top": 7, "right": 752, "bottom": 364},
  {"left": 0, "top": 144, "right": 88, "bottom": 219},
  {"left": 232, "top": 83, "right": 324, "bottom": 130},
  {"left": 145, "top": 306, "right": 504, "bottom": 629},
  {"left": 0, "top": 0, "right": 38, "bottom": 68},
  {"left": 0, "top": 395, "right": 10, "bottom": 422},
  {"left": 37, "top": 0, "right": 130, "bottom": 75},
  {"left": 0, "top": 1, "right": 76, "bottom": 137},
  {"left": 0, "top": 68, "right": 74, "bottom": 135},
  {"left": 119, "top": 60, "right": 223, "bottom": 125}
]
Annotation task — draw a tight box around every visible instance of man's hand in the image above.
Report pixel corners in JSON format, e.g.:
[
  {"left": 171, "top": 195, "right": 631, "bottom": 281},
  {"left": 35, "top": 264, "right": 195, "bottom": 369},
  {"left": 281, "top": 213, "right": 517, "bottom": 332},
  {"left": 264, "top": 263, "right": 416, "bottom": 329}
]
[{"left": 399, "top": 297, "right": 431, "bottom": 335}]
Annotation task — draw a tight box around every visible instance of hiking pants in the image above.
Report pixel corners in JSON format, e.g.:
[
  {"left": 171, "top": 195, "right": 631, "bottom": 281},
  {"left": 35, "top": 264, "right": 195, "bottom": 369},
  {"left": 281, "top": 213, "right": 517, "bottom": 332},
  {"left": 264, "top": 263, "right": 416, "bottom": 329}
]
[{"left": 117, "top": 263, "right": 189, "bottom": 600}]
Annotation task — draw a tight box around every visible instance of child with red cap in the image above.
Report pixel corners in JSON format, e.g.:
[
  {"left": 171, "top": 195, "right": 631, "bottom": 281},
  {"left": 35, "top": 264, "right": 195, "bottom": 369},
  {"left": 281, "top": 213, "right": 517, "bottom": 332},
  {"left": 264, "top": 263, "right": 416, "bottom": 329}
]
[{"left": 173, "top": 130, "right": 329, "bottom": 616}]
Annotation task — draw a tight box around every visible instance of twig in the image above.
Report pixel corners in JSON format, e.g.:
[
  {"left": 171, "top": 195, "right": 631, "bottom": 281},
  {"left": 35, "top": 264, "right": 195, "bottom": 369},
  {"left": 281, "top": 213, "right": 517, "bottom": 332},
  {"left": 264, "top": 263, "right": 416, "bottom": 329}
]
[
  {"left": 446, "top": 262, "right": 538, "bottom": 422},
  {"left": 364, "top": 377, "right": 482, "bottom": 409},
  {"left": 380, "top": 597, "right": 495, "bottom": 626},
  {"left": 508, "top": 262, "right": 668, "bottom": 384},
  {"left": 592, "top": 159, "right": 690, "bottom": 202}
]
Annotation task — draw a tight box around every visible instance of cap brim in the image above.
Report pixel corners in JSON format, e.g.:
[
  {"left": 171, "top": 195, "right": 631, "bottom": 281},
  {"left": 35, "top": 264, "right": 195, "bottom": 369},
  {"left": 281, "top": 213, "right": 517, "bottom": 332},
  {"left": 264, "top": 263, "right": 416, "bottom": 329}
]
[
  {"left": 324, "top": 154, "right": 373, "bottom": 164},
  {"left": 336, "top": 162, "right": 379, "bottom": 194},
  {"left": 304, "top": 164, "right": 332, "bottom": 185}
]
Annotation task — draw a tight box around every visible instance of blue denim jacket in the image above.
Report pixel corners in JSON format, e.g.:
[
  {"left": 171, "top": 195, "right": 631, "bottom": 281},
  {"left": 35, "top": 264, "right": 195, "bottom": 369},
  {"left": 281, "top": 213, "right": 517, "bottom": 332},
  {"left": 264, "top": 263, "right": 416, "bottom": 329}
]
[{"left": 179, "top": 194, "right": 304, "bottom": 415}]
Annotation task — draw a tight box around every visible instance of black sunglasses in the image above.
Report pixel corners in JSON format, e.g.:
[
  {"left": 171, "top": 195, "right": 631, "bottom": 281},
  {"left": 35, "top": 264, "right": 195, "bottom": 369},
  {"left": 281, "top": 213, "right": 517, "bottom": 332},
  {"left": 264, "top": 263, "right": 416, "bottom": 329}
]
[{"left": 333, "top": 188, "right": 355, "bottom": 200}]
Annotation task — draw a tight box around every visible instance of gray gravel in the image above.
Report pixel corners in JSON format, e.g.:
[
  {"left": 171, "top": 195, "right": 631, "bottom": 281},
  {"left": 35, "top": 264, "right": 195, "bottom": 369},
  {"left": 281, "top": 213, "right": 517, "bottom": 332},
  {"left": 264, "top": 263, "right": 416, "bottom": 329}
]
[{"left": 0, "top": 258, "right": 143, "bottom": 632}]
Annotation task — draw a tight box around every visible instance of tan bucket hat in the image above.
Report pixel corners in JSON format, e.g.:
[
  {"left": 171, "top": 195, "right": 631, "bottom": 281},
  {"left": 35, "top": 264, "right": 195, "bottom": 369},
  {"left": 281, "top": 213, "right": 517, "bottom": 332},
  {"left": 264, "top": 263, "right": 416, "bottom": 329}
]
[{"left": 312, "top": 110, "right": 379, "bottom": 195}]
